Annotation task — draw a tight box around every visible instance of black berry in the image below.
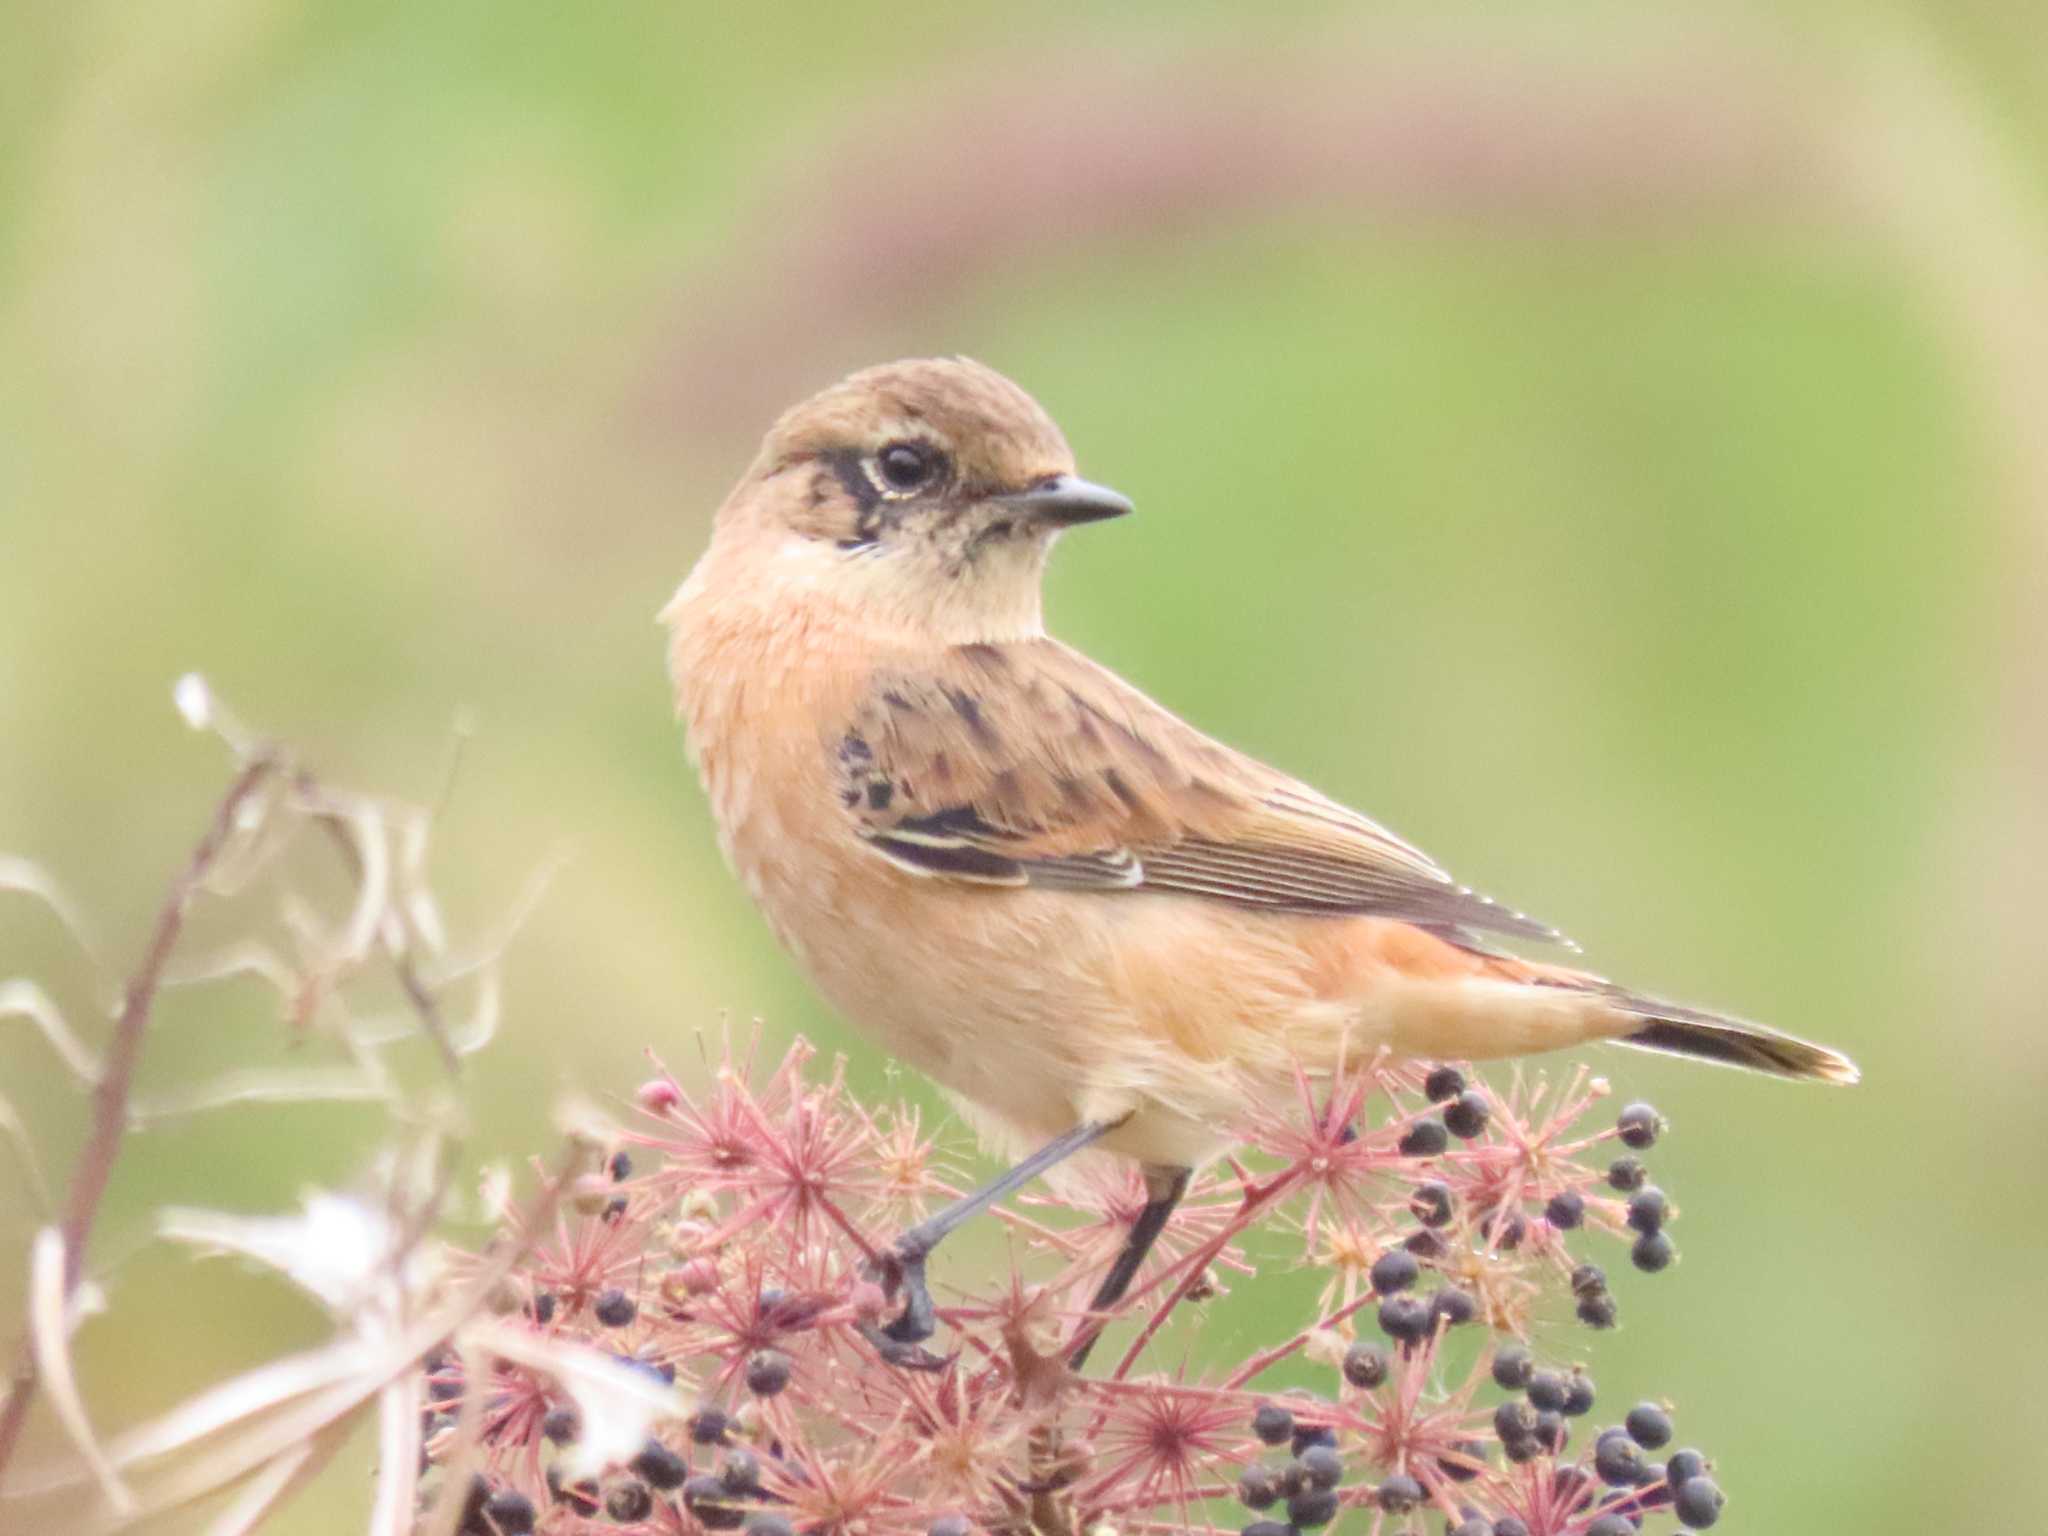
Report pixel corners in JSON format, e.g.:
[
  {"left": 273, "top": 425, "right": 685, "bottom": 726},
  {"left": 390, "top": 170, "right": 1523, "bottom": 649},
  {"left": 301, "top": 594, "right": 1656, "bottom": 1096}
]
[
  {"left": 1626, "top": 1187, "right": 1668, "bottom": 1234},
  {"left": 1299, "top": 1445, "right": 1343, "bottom": 1490},
  {"left": 609, "top": 1150, "right": 632, "bottom": 1181},
  {"left": 1626, "top": 1403, "right": 1673, "bottom": 1449},
  {"left": 1545, "top": 1190, "right": 1585, "bottom": 1229},
  {"left": 631, "top": 1438, "right": 687, "bottom": 1491},
  {"left": 1495, "top": 1520, "right": 1531, "bottom": 1536},
  {"left": 1674, "top": 1476, "right": 1724, "bottom": 1528},
  {"left": 592, "top": 1288, "right": 636, "bottom": 1328},
  {"left": 1238, "top": 1465, "right": 1279, "bottom": 1510},
  {"left": 1431, "top": 1287, "right": 1478, "bottom": 1328},
  {"left": 1444, "top": 1089, "right": 1490, "bottom": 1139},
  {"left": 1424, "top": 1065, "right": 1466, "bottom": 1102},
  {"left": 690, "top": 1407, "right": 731, "bottom": 1444},
  {"left": 1493, "top": 1344, "right": 1535, "bottom": 1391},
  {"left": 1562, "top": 1370, "right": 1596, "bottom": 1417},
  {"left": 1595, "top": 1430, "right": 1644, "bottom": 1485},
  {"left": 1617, "top": 1102, "right": 1663, "bottom": 1149},
  {"left": 684, "top": 1474, "right": 746, "bottom": 1530},
  {"left": 1288, "top": 1486, "right": 1340, "bottom": 1527},
  {"left": 528, "top": 1291, "right": 557, "bottom": 1325},
  {"left": 1376, "top": 1474, "right": 1425, "bottom": 1513},
  {"left": 1526, "top": 1370, "right": 1568, "bottom": 1412},
  {"left": 1607, "top": 1156, "right": 1647, "bottom": 1192},
  {"left": 1291, "top": 1422, "right": 1337, "bottom": 1456},
  {"left": 483, "top": 1489, "right": 536, "bottom": 1535},
  {"left": 1570, "top": 1263, "right": 1608, "bottom": 1296},
  {"left": 1369, "top": 1248, "right": 1419, "bottom": 1295},
  {"left": 1665, "top": 1449, "right": 1708, "bottom": 1487},
  {"left": 1377, "top": 1293, "right": 1431, "bottom": 1343},
  {"left": 1409, "top": 1181, "right": 1454, "bottom": 1228},
  {"left": 1251, "top": 1403, "right": 1295, "bottom": 1446},
  {"left": 1631, "top": 1231, "right": 1676, "bottom": 1273},
  {"left": 1343, "top": 1340, "right": 1389, "bottom": 1389},
  {"left": 720, "top": 1448, "right": 762, "bottom": 1494},
  {"left": 1399, "top": 1117, "right": 1449, "bottom": 1157},
  {"left": 541, "top": 1406, "right": 578, "bottom": 1445},
  {"left": 1533, "top": 1409, "right": 1568, "bottom": 1452},
  {"left": 1494, "top": 1400, "right": 1537, "bottom": 1442},
  {"left": 1576, "top": 1290, "right": 1619, "bottom": 1328},
  {"left": 745, "top": 1518, "right": 796, "bottom": 1536},
  {"left": 605, "top": 1482, "right": 653, "bottom": 1523},
  {"left": 1586, "top": 1515, "right": 1635, "bottom": 1536},
  {"left": 1241, "top": 1523, "right": 1292, "bottom": 1536},
  {"left": 745, "top": 1348, "right": 792, "bottom": 1396}
]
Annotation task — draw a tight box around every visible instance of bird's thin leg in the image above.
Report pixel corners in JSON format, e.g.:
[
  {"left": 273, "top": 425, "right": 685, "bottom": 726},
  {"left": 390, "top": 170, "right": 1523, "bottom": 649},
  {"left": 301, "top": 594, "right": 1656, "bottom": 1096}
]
[
  {"left": 1066, "top": 1164, "right": 1191, "bottom": 1371},
  {"left": 862, "top": 1119, "right": 1114, "bottom": 1368}
]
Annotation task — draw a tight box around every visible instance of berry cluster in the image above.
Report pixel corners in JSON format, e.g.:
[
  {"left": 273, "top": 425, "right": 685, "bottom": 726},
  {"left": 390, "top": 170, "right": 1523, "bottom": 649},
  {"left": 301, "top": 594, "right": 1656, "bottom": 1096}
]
[{"left": 417, "top": 1038, "right": 1725, "bottom": 1535}]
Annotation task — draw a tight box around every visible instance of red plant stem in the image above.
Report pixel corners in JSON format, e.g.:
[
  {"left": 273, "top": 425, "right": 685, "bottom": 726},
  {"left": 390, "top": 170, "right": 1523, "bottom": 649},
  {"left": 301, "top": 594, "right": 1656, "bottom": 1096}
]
[
  {"left": 0, "top": 752, "right": 278, "bottom": 1485},
  {"left": 1107, "top": 1166, "right": 1304, "bottom": 1382}
]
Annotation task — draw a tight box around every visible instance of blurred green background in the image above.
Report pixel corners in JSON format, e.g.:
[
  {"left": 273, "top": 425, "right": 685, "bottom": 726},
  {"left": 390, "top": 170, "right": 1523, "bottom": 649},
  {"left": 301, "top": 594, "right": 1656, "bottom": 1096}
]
[{"left": 5, "top": 2, "right": 2048, "bottom": 1531}]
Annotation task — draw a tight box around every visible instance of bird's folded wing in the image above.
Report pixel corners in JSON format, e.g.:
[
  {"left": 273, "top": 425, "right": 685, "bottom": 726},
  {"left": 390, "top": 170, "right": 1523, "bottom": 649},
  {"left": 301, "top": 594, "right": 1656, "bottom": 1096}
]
[{"left": 833, "top": 639, "right": 1565, "bottom": 946}]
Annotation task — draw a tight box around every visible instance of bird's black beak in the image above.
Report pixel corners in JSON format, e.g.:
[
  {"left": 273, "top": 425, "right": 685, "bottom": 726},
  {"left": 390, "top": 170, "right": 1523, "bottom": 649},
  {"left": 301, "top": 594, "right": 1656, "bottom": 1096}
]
[{"left": 995, "top": 474, "right": 1134, "bottom": 529}]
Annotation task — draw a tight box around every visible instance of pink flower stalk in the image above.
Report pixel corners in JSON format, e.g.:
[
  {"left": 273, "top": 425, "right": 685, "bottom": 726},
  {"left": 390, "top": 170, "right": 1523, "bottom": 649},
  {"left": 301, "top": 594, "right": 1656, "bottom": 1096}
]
[{"left": 421, "top": 1035, "right": 1726, "bottom": 1536}]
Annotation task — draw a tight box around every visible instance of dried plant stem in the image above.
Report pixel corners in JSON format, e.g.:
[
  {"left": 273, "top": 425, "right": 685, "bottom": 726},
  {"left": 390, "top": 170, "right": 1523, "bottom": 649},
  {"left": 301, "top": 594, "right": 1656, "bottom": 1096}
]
[{"left": 0, "top": 752, "right": 280, "bottom": 1484}]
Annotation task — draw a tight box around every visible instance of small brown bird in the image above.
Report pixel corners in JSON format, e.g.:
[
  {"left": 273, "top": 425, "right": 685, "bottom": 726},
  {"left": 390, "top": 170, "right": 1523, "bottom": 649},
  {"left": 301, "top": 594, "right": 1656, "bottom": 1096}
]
[{"left": 662, "top": 357, "right": 1856, "bottom": 1365}]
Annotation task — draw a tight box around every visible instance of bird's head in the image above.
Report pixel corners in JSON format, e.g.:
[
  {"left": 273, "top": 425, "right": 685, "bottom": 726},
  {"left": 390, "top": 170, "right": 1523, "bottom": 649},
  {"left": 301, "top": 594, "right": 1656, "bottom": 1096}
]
[{"left": 705, "top": 358, "right": 1132, "bottom": 642}]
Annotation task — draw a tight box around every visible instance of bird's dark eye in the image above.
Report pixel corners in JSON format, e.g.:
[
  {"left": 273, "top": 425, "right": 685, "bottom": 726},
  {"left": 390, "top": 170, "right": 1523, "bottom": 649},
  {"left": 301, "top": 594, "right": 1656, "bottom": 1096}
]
[{"left": 876, "top": 440, "right": 939, "bottom": 492}]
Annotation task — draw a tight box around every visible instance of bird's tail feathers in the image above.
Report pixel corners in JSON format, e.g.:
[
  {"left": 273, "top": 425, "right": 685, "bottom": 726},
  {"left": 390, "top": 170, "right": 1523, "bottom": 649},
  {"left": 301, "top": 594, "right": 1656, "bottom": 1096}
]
[{"left": 1601, "top": 988, "right": 1859, "bottom": 1085}]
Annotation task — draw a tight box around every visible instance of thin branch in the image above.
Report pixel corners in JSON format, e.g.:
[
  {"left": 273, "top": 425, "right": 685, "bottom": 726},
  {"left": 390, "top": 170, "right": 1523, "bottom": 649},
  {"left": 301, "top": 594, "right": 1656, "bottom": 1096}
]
[{"left": 0, "top": 751, "right": 280, "bottom": 1486}]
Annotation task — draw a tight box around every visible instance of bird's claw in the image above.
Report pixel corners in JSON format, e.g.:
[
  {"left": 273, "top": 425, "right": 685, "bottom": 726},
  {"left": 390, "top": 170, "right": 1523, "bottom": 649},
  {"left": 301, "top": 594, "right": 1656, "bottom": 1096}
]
[{"left": 858, "top": 1245, "right": 950, "bottom": 1370}]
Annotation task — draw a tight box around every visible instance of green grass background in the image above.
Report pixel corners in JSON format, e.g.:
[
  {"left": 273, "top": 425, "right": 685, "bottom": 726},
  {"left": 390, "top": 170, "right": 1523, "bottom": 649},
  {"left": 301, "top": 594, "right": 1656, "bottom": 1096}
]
[{"left": 4, "top": 2, "right": 2046, "bottom": 1531}]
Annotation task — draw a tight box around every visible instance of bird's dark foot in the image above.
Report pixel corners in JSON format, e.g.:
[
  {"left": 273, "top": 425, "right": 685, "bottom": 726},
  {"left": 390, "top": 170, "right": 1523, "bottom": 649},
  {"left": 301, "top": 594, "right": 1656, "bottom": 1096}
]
[{"left": 857, "top": 1244, "right": 949, "bottom": 1370}]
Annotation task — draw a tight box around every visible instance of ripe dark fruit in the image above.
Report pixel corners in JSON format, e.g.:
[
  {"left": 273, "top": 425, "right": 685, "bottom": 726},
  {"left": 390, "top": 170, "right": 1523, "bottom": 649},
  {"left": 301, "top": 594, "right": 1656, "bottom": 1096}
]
[
  {"left": 541, "top": 1406, "right": 578, "bottom": 1445},
  {"left": 1665, "top": 1449, "right": 1708, "bottom": 1488},
  {"left": 1291, "top": 1425, "right": 1337, "bottom": 1458},
  {"left": 745, "top": 1518, "right": 796, "bottom": 1536},
  {"left": 1377, "top": 1293, "right": 1431, "bottom": 1344},
  {"left": 593, "top": 1288, "right": 637, "bottom": 1328},
  {"left": 746, "top": 1348, "right": 793, "bottom": 1396},
  {"left": 1399, "top": 1117, "right": 1449, "bottom": 1157},
  {"left": 1288, "top": 1487, "right": 1340, "bottom": 1528},
  {"left": 1444, "top": 1089, "right": 1490, "bottom": 1138},
  {"left": 720, "top": 1449, "right": 762, "bottom": 1495},
  {"left": 1675, "top": 1475, "right": 1725, "bottom": 1528},
  {"left": 1409, "top": 1181, "right": 1454, "bottom": 1228},
  {"left": 1626, "top": 1187, "right": 1669, "bottom": 1234},
  {"left": 1576, "top": 1290, "right": 1619, "bottom": 1329},
  {"left": 1617, "top": 1103, "right": 1663, "bottom": 1149},
  {"left": 684, "top": 1474, "right": 746, "bottom": 1531},
  {"left": 1431, "top": 1287, "right": 1478, "bottom": 1328},
  {"left": 1607, "top": 1156, "right": 1647, "bottom": 1192},
  {"left": 1526, "top": 1370, "right": 1568, "bottom": 1412},
  {"left": 1494, "top": 1400, "right": 1537, "bottom": 1442},
  {"left": 605, "top": 1482, "right": 654, "bottom": 1523},
  {"left": 1492, "top": 1344, "right": 1535, "bottom": 1391},
  {"left": 631, "top": 1439, "right": 687, "bottom": 1491},
  {"left": 1631, "top": 1231, "right": 1676, "bottom": 1274},
  {"left": 1586, "top": 1516, "right": 1635, "bottom": 1536},
  {"left": 1251, "top": 1403, "right": 1295, "bottom": 1446},
  {"left": 1241, "top": 1523, "right": 1293, "bottom": 1536},
  {"left": 1595, "top": 1431, "right": 1644, "bottom": 1486},
  {"left": 1376, "top": 1474, "right": 1425, "bottom": 1513},
  {"left": 1626, "top": 1403, "right": 1673, "bottom": 1450},
  {"left": 1299, "top": 1445, "right": 1343, "bottom": 1490},
  {"left": 1238, "top": 1465, "right": 1279, "bottom": 1510},
  {"left": 483, "top": 1490, "right": 536, "bottom": 1535},
  {"left": 1369, "top": 1248, "right": 1419, "bottom": 1295},
  {"left": 1545, "top": 1190, "right": 1585, "bottom": 1229},
  {"left": 690, "top": 1407, "right": 731, "bottom": 1445},
  {"left": 1424, "top": 1065, "right": 1466, "bottom": 1102},
  {"left": 1562, "top": 1370, "right": 1596, "bottom": 1417},
  {"left": 1343, "top": 1339, "right": 1390, "bottom": 1389}
]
